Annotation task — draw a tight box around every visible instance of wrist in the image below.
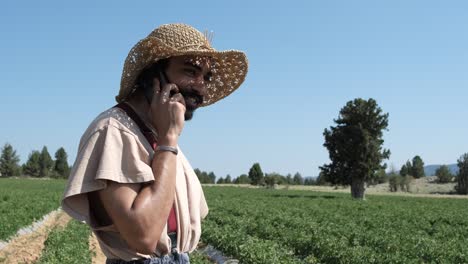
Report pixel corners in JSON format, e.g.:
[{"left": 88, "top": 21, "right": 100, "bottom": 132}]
[
  {"left": 157, "top": 134, "right": 178, "bottom": 146},
  {"left": 155, "top": 145, "right": 178, "bottom": 155}
]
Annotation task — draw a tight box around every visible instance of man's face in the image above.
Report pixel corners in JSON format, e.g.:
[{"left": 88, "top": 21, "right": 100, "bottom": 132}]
[{"left": 164, "top": 55, "right": 212, "bottom": 121}]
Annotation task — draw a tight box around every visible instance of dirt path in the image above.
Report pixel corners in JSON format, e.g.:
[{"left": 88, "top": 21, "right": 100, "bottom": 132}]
[
  {"left": 89, "top": 232, "right": 106, "bottom": 264},
  {"left": 0, "top": 210, "right": 71, "bottom": 264}
]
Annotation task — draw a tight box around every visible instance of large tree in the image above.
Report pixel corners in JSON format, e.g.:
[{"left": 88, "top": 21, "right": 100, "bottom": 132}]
[
  {"left": 320, "top": 98, "right": 390, "bottom": 199},
  {"left": 315, "top": 171, "right": 329, "bottom": 186},
  {"left": 248, "top": 162, "right": 264, "bottom": 185},
  {"left": 411, "top": 155, "right": 425, "bottom": 178},
  {"left": 39, "top": 146, "right": 54, "bottom": 177},
  {"left": 0, "top": 143, "right": 21, "bottom": 177},
  {"left": 54, "top": 147, "right": 70, "bottom": 178},
  {"left": 456, "top": 153, "right": 468, "bottom": 194}
]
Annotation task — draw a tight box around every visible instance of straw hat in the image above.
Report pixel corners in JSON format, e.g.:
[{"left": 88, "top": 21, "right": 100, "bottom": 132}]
[{"left": 116, "top": 23, "right": 248, "bottom": 106}]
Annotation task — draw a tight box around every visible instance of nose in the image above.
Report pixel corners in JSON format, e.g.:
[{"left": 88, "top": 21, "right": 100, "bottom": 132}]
[{"left": 190, "top": 76, "right": 208, "bottom": 98}]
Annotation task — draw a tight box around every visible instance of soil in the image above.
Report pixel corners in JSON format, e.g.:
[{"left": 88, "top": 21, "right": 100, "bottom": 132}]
[
  {"left": 0, "top": 210, "right": 71, "bottom": 264},
  {"left": 89, "top": 232, "right": 106, "bottom": 264}
]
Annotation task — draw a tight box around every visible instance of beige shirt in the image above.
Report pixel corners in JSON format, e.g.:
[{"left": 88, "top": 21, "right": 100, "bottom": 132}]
[{"left": 61, "top": 107, "right": 209, "bottom": 261}]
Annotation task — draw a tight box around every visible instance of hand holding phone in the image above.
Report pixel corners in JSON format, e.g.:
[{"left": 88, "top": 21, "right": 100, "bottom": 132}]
[
  {"left": 142, "top": 65, "right": 168, "bottom": 104},
  {"left": 143, "top": 65, "right": 186, "bottom": 140}
]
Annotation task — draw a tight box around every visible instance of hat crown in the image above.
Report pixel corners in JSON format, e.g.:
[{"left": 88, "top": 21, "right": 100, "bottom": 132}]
[
  {"left": 117, "top": 23, "right": 248, "bottom": 106},
  {"left": 149, "top": 24, "right": 212, "bottom": 51}
]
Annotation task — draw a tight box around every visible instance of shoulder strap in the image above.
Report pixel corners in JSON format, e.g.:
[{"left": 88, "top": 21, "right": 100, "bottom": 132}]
[{"left": 114, "top": 103, "right": 157, "bottom": 149}]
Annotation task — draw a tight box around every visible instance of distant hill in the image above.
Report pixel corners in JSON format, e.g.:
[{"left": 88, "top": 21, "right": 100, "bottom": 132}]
[{"left": 424, "top": 164, "right": 458, "bottom": 176}]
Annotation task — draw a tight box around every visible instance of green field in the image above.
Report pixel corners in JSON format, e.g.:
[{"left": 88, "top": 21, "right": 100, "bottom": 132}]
[
  {"left": 2, "top": 179, "right": 468, "bottom": 263},
  {"left": 0, "top": 178, "right": 211, "bottom": 263},
  {"left": 37, "top": 219, "right": 92, "bottom": 264},
  {"left": 0, "top": 178, "right": 66, "bottom": 240},
  {"left": 201, "top": 186, "right": 468, "bottom": 264}
]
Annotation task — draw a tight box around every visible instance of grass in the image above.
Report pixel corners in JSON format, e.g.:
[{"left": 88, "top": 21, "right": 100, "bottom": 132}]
[
  {"left": 190, "top": 250, "right": 214, "bottom": 264},
  {"left": 37, "top": 219, "right": 92, "bottom": 264},
  {"left": 0, "top": 178, "right": 215, "bottom": 263},
  {"left": 201, "top": 186, "right": 468, "bottom": 263},
  {"left": 3, "top": 178, "right": 468, "bottom": 263},
  {"left": 0, "top": 178, "right": 66, "bottom": 240}
]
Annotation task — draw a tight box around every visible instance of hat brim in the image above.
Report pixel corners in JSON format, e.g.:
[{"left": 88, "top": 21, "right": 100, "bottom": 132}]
[{"left": 117, "top": 37, "right": 248, "bottom": 107}]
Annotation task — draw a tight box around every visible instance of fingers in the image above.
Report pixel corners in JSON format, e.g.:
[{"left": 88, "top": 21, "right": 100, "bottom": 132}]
[
  {"left": 148, "top": 80, "right": 185, "bottom": 137},
  {"left": 149, "top": 78, "right": 160, "bottom": 104},
  {"left": 170, "top": 92, "right": 186, "bottom": 109},
  {"left": 160, "top": 83, "right": 179, "bottom": 104}
]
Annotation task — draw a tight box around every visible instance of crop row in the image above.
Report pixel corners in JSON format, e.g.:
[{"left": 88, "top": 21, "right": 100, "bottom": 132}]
[
  {"left": 201, "top": 187, "right": 468, "bottom": 263},
  {"left": 0, "top": 179, "right": 215, "bottom": 263},
  {"left": 0, "top": 179, "right": 66, "bottom": 240},
  {"left": 37, "top": 219, "right": 92, "bottom": 264}
]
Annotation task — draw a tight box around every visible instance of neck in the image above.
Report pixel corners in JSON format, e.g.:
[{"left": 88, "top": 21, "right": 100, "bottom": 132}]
[{"left": 126, "top": 94, "right": 152, "bottom": 128}]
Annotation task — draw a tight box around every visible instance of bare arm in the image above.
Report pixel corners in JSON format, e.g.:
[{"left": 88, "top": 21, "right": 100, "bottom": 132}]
[
  {"left": 98, "top": 136, "right": 177, "bottom": 254},
  {"left": 98, "top": 80, "right": 186, "bottom": 254}
]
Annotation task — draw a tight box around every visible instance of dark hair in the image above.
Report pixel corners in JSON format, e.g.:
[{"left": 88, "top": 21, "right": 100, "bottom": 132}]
[{"left": 134, "top": 59, "right": 169, "bottom": 92}]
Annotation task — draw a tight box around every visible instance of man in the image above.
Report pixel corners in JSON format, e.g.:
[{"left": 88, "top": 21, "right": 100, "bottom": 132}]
[{"left": 62, "top": 23, "right": 248, "bottom": 263}]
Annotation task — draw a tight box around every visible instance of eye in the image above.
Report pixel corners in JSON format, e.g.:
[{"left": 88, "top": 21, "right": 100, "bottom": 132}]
[
  {"left": 184, "top": 68, "right": 196, "bottom": 76},
  {"left": 204, "top": 72, "right": 213, "bottom": 82}
]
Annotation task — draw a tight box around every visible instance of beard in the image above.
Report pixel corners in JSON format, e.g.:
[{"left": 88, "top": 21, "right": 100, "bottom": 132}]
[
  {"left": 181, "top": 90, "right": 203, "bottom": 121},
  {"left": 184, "top": 109, "right": 195, "bottom": 120}
]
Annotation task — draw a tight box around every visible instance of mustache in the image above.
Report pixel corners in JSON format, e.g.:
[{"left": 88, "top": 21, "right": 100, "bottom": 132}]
[{"left": 180, "top": 90, "right": 204, "bottom": 108}]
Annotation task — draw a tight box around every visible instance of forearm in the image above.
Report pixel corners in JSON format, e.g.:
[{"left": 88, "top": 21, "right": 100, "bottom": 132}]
[
  {"left": 104, "top": 138, "right": 179, "bottom": 253},
  {"left": 130, "top": 150, "right": 177, "bottom": 237}
]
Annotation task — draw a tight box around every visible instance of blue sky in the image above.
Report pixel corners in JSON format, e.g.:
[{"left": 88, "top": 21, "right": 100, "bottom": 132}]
[{"left": 1, "top": 0, "right": 467, "bottom": 178}]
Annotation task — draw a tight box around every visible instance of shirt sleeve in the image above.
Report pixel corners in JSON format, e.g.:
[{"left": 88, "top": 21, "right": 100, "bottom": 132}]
[
  {"left": 62, "top": 123, "right": 154, "bottom": 226},
  {"left": 200, "top": 189, "right": 209, "bottom": 219}
]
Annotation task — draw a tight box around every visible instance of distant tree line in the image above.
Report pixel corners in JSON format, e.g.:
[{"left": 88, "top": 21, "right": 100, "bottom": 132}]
[
  {"left": 316, "top": 150, "right": 468, "bottom": 195},
  {"left": 247, "top": 162, "right": 313, "bottom": 187},
  {"left": 4, "top": 139, "right": 468, "bottom": 196},
  {"left": 195, "top": 162, "right": 317, "bottom": 187},
  {"left": 0, "top": 143, "right": 70, "bottom": 178},
  {"left": 193, "top": 169, "right": 217, "bottom": 184},
  {"left": 455, "top": 153, "right": 468, "bottom": 194},
  {"left": 430, "top": 154, "right": 468, "bottom": 194},
  {"left": 385, "top": 155, "right": 426, "bottom": 192},
  {"left": 395, "top": 154, "right": 468, "bottom": 193},
  {"left": 399, "top": 156, "right": 425, "bottom": 178}
]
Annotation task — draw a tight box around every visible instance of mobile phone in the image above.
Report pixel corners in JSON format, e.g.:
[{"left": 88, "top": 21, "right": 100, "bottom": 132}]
[
  {"left": 142, "top": 64, "right": 169, "bottom": 104},
  {"left": 155, "top": 67, "right": 178, "bottom": 98}
]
